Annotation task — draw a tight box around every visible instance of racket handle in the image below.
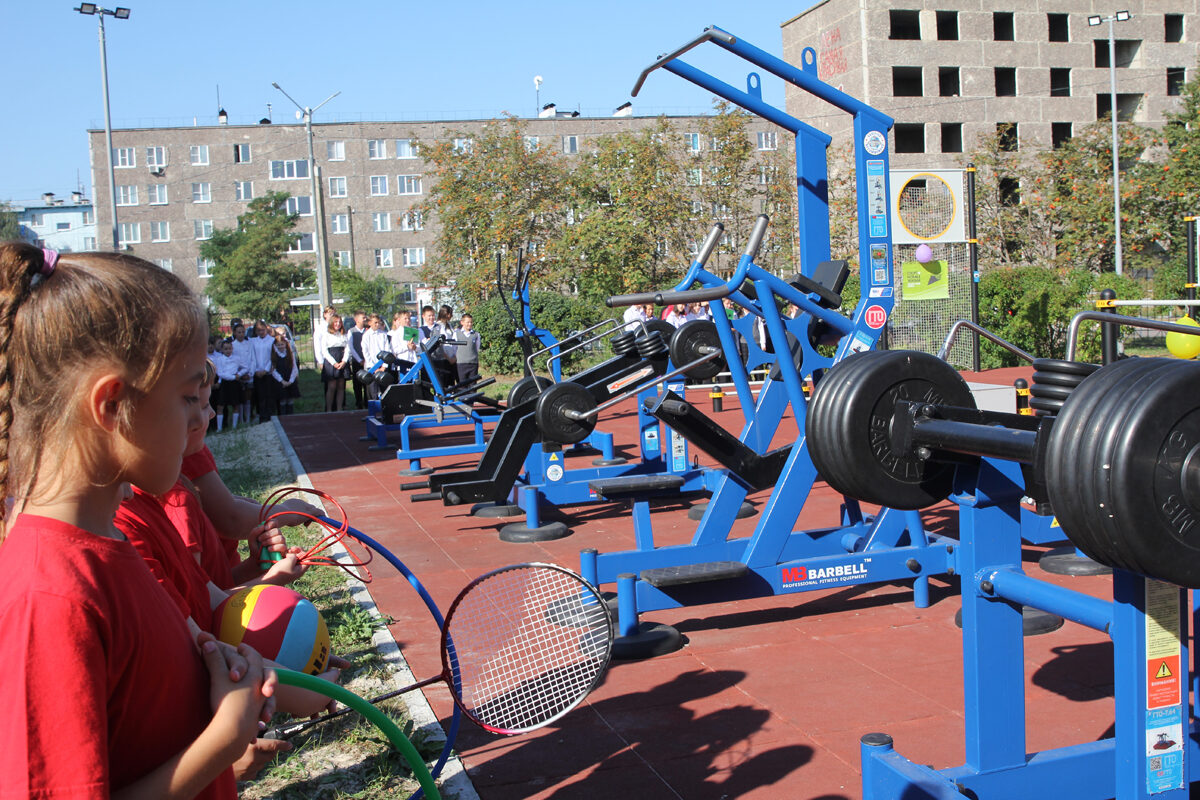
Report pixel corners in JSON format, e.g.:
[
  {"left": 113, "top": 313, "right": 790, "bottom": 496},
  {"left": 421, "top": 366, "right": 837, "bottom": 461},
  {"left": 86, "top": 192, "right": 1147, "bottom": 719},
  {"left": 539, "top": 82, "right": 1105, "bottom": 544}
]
[{"left": 259, "top": 549, "right": 284, "bottom": 571}]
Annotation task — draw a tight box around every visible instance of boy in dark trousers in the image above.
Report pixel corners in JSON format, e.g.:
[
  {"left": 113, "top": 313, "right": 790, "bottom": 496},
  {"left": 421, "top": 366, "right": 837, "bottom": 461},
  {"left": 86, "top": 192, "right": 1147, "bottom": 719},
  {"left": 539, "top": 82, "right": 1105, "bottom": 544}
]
[{"left": 448, "top": 312, "right": 481, "bottom": 385}]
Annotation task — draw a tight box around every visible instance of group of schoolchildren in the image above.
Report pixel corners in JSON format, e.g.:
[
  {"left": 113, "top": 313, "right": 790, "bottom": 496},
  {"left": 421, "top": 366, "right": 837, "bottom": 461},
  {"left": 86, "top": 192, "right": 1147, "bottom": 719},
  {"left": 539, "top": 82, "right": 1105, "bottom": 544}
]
[
  {"left": 0, "top": 243, "right": 349, "bottom": 798},
  {"left": 622, "top": 301, "right": 714, "bottom": 331},
  {"left": 314, "top": 302, "right": 483, "bottom": 413},
  {"left": 209, "top": 319, "right": 301, "bottom": 429}
]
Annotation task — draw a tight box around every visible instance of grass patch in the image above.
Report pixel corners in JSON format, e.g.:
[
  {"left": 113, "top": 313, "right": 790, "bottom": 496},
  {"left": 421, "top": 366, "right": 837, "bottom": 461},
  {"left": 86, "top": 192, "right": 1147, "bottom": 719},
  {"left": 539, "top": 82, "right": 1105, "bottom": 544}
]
[{"left": 210, "top": 423, "right": 437, "bottom": 799}]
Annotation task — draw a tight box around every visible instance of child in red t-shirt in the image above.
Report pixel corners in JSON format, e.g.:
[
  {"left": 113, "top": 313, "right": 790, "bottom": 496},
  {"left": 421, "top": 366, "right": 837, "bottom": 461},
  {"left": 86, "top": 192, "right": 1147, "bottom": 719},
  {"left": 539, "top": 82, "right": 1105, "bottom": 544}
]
[{"left": 0, "top": 244, "right": 274, "bottom": 799}]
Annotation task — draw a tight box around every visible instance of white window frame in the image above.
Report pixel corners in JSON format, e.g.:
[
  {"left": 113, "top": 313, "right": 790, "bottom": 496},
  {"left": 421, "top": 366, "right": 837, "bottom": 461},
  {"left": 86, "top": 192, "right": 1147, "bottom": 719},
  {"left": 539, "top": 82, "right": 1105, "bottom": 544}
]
[
  {"left": 374, "top": 248, "right": 393, "bottom": 268},
  {"left": 145, "top": 146, "right": 167, "bottom": 168},
  {"left": 148, "top": 184, "right": 168, "bottom": 205},
  {"left": 330, "top": 214, "right": 350, "bottom": 234},
  {"left": 286, "top": 196, "right": 313, "bottom": 217},
  {"left": 328, "top": 176, "right": 347, "bottom": 198},
  {"left": 686, "top": 168, "right": 703, "bottom": 186},
  {"left": 83, "top": 209, "right": 95, "bottom": 224},
  {"left": 370, "top": 175, "right": 389, "bottom": 196},
  {"left": 368, "top": 139, "right": 387, "bottom": 159},
  {"left": 154, "top": 258, "right": 172, "bottom": 272},
  {"left": 233, "top": 143, "right": 251, "bottom": 164},
  {"left": 150, "top": 221, "right": 170, "bottom": 242},
  {"left": 333, "top": 250, "right": 352, "bottom": 267},
  {"left": 118, "top": 221, "right": 141, "bottom": 245},
  {"left": 402, "top": 247, "right": 426, "bottom": 267},
  {"left": 327, "top": 140, "right": 346, "bottom": 161},
  {"left": 190, "top": 145, "right": 209, "bottom": 165},
  {"left": 397, "top": 174, "right": 422, "bottom": 195},
  {"left": 756, "top": 131, "right": 778, "bottom": 151},
  {"left": 196, "top": 257, "right": 215, "bottom": 278},
  {"left": 288, "top": 232, "right": 315, "bottom": 253},
  {"left": 112, "top": 147, "right": 136, "bottom": 168},
  {"left": 193, "top": 219, "right": 213, "bottom": 240},
  {"left": 684, "top": 132, "right": 701, "bottom": 153},
  {"left": 191, "top": 182, "right": 212, "bottom": 203},
  {"left": 270, "top": 159, "right": 309, "bottom": 180},
  {"left": 116, "top": 185, "right": 139, "bottom": 206},
  {"left": 395, "top": 139, "right": 417, "bottom": 159},
  {"left": 562, "top": 135, "right": 579, "bottom": 155},
  {"left": 453, "top": 137, "right": 474, "bottom": 154},
  {"left": 372, "top": 211, "right": 391, "bottom": 232},
  {"left": 523, "top": 136, "right": 539, "bottom": 152},
  {"left": 234, "top": 181, "right": 253, "bottom": 201},
  {"left": 400, "top": 210, "right": 424, "bottom": 231}
]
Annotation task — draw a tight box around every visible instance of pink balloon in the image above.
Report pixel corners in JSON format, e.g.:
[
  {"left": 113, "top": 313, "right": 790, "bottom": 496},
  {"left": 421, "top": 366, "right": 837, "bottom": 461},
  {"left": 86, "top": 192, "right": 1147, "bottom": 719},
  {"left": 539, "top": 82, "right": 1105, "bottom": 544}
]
[{"left": 915, "top": 244, "right": 933, "bottom": 263}]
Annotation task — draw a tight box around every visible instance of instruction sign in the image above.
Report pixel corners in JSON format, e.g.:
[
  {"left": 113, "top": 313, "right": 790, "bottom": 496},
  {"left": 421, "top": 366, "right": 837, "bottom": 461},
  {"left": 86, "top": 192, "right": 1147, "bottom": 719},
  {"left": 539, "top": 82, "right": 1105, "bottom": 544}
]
[
  {"left": 866, "top": 160, "right": 888, "bottom": 239},
  {"left": 901, "top": 259, "right": 949, "bottom": 301},
  {"left": 1144, "top": 579, "right": 1184, "bottom": 793}
]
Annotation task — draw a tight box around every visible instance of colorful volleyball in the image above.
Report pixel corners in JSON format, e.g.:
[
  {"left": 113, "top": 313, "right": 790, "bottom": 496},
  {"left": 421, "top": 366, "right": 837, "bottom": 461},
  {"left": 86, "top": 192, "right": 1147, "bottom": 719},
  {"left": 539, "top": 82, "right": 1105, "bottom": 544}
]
[{"left": 212, "top": 585, "right": 330, "bottom": 675}]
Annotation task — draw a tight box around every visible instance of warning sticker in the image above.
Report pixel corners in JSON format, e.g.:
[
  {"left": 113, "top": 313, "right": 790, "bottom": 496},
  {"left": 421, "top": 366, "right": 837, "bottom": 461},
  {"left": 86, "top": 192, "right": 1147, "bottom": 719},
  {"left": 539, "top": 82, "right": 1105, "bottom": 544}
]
[
  {"left": 1144, "top": 579, "right": 1184, "bottom": 793},
  {"left": 1148, "top": 655, "right": 1180, "bottom": 709}
]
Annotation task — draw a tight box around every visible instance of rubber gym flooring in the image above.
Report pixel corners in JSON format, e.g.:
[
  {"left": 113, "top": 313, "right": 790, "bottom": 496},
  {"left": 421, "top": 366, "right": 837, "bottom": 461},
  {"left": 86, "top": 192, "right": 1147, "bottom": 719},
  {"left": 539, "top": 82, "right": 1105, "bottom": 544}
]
[{"left": 279, "top": 367, "right": 1119, "bottom": 800}]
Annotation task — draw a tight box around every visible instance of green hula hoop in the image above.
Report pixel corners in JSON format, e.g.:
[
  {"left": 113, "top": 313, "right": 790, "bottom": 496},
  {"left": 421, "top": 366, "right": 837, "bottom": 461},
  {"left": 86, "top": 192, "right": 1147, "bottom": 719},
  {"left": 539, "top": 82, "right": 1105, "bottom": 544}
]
[{"left": 275, "top": 668, "right": 441, "bottom": 800}]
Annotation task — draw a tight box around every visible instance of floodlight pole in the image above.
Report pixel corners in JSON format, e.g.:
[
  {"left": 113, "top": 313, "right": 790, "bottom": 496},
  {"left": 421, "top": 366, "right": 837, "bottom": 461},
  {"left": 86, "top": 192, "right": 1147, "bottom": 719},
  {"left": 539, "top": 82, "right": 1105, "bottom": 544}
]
[
  {"left": 1090, "top": 11, "right": 1131, "bottom": 276},
  {"left": 272, "top": 82, "right": 340, "bottom": 308},
  {"left": 76, "top": 5, "right": 130, "bottom": 251}
]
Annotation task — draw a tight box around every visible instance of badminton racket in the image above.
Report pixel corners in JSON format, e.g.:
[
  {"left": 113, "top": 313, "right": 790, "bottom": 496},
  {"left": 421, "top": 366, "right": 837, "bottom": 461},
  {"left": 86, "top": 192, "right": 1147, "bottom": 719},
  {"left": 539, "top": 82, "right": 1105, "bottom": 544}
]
[{"left": 275, "top": 561, "right": 612, "bottom": 738}]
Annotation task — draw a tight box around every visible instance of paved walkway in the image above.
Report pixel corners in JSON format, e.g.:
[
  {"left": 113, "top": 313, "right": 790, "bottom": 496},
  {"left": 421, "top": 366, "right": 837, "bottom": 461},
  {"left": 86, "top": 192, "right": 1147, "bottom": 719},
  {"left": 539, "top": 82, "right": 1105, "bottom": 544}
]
[{"left": 279, "top": 371, "right": 1116, "bottom": 799}]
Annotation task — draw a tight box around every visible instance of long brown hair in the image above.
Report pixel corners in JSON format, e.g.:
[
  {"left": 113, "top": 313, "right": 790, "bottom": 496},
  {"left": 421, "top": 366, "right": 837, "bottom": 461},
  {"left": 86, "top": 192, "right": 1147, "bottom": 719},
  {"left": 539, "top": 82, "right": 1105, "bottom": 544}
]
[{"left": 0, "top": 243, "right": 206, "bottom": 522}]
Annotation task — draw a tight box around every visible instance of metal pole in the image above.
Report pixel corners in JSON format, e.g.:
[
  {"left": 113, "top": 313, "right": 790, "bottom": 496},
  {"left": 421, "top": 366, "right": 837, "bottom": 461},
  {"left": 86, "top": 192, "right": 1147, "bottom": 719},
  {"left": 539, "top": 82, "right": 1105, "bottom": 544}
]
[
  {"left": 1107, "top": 20, "right": 1124, "bottom": 276},
  {"left": 96, "top": 13, "right": 119, "bottom": 251},
  {"left": 303, "top": 112, "right": 331, "bottom": 308},
  {"left": 966, "top": 163, "right": 980, "bottom": 372},
  {"left": 1187, "top": 216, "right": 1197, "bottom": 320}
]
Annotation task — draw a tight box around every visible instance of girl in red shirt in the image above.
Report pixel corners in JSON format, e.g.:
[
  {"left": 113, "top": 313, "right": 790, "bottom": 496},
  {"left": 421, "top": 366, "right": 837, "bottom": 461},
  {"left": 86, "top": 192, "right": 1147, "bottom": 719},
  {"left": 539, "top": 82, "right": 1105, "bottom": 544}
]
[{"left": 0, "top": 243, "right": 276, "bottom": 799}]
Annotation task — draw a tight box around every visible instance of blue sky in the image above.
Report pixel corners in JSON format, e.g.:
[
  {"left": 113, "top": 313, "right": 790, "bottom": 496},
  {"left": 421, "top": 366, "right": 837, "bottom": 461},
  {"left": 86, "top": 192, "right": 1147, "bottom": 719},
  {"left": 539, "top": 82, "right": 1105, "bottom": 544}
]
[{"left": 3, "top": 0, "right": 817, "bottom": 205}]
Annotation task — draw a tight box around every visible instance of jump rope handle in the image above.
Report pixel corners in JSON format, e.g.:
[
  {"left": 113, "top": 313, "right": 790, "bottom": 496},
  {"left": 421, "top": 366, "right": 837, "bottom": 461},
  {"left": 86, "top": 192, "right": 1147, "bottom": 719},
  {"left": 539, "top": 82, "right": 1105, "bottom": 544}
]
[{"left": 259, "top": 549, "right": 284, "bottom": 571}]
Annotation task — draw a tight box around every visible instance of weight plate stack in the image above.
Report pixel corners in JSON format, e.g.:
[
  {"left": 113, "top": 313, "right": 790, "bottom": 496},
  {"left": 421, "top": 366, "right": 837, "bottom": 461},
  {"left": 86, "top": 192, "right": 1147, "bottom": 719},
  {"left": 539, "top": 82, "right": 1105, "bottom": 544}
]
[
  {"left": 1029, "top": 358, "right": 1100, "bottom": 416},
  {"left": 506, "top": 374, "right": 552, "bottom": 408},
  {"left": 634, "top": 331, "right": 669, "bottom": 360},
  {"left": 643, "top": 318, "right": 677, "bottom": 342},
  {"left": 534, "top": 381, "right": 598, "bottom": 444},
  {"left": 669, "top": 320, "right": 724, "bottom": 380},
  {"left": 807, "top": 350, "right": 976, "bottom": 510},
  {"left": 610, "top": 332, "right": 637, "bottom": 356}
]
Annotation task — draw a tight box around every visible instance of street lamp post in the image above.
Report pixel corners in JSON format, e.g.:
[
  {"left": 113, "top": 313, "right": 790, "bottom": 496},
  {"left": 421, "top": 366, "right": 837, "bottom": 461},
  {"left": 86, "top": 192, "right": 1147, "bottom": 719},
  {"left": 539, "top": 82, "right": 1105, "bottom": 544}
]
[
  {"left": 76, "top": 4, "right": 130, "bottom": 252},
  {"left": 272, "top": 82, "right": 340, "bottom": 308},
  {"left": 1089, "top": 10, "right": 1132, "bottom": 276}
]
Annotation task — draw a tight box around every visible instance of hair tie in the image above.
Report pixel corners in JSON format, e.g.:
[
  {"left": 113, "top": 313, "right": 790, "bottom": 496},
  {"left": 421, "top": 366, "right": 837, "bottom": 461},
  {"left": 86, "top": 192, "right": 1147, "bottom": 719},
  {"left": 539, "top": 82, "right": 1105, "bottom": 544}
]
[{"left": 40, "top": 248, "right": 58, "bottom": 277}]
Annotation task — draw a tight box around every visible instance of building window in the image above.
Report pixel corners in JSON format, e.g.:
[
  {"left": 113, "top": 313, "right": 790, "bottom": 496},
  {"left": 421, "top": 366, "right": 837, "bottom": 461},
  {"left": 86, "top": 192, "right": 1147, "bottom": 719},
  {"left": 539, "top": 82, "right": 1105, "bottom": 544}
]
[
  {"left": 270, "top": 159, "right": 309, "bottom": 179},
  {"left": 684, "top": 132, "right": 701, "bottom": 153},
  {"left": 402, "top": 247, "right": 426, "bottom": 267},
  {"left": 150, "top": 221, "right": 170, "bottom": 242},
  {"left": 889, "top": 9, "right": 920, "bottom": 40},
  {"left": 453, "top": 137, "right": 473, "bottom": 154},
  {"left": 894, "top": 123, "right": 925, "bottom": 154},
  {"left": 374, "top": 248, "right": 393, "bottom": 268},
  {"left": 148, "top": 184, "right": 168, "bottom": 205},
  {"left": 1052, "top": 122, "right": 1073, "bottom": 148},
  {"left": 154, "top": 258, "right": 172, "bottom": 272},
  {"left": 146, "top": 146, "right": 167, "bottom": 168},
  {"left": 329, "top": 176, "right": 347, "bottom": 198},
  {"left": 997, "top": 123, "right": 1018, "bottom": 151},
  {"left": 333, "top": 250, "right": 352, "bottom": 267},
  {"left": 82, "top": 210, "right": 94, "bottom": 224},
  {"left": 56, "top": 221, "right": 71, "bottom": 231},
  {"left": 112, "top": 147, "right": 136, "bottom": 168},
  {"left": 711, "top": 202, "right": 731, "bottom": 220},
  {"left": 286, "top": 196, "right": 312, "bottom": 216},
  {"left": 83, "top": 236, "right": 97, "bottom": 250},
  {"left": 709, "top": 136, "right": 724, "bottom": 152},
  {"left": 395, "top": 139, "right": 418, "bottom": 159},
  {"left": 196, "top": 257, "right": 214, "bottom": 278},
  {"left": 756, "top": 131, "right": 778, "bottom": 151},
  {"left": 1095, "top": 39, "right": 1140, "bottom": 69},
  {"left": 1050, "top": 68, "right": 1071, "bottom": 97},
  {"left": 397, "top": 175, "right": 422, "bottom": 195},
  {"left": 371, "top": 211, "right": 391, "bottom": 232},
  {"left": 233, "top": 143, "right": 251, "bottom": 164},
  {"left": 941, "top": 123, "right": 963, "bottom": 153},
  {"left": 523, "top": 136, "right": 539, "bottom": 152},
  {"left": 999, "top": 177, "right": 1020, "bottom": 207},
  {"left": 327, "top": 140, "right": 345, "bottom": 161},
  {"left": 1168, "top": 67, "right": 1186, "bottom": 96},
  {"left": 370, "top": 175, "right": 388, "bottom": 196},
  {"left": 938, "top": 67, "right": 960, "bottom": 97},
  {"left": 118, "top": 222, "right": 140, "bottom": 245},
  {"left": 193, "top": 219, "right": 213, "bottom": 240},
  {"left": 893, "top": 66, "right": 923, "bottom": 97},
  {"left": 116, "top": 185, "right": 138, "bottom": 206},
  {"left": 562, "top": 135, "right": 579, "bottom": 155},
  {"left": 331, "top": 214, "right": 349, "bottom": 234},
  {"left": 1166, "top": 14, "right": 1184, "bottom": 43},
  {"left": 190, "top": 145, "right": 209, "bottom": 165},
  {"left": 191, "top": 182, "right": 211, "bottom": 203},
  {"left": 368, "top": 139, "right": 387, "bottom": 159},
  {"left": 1048, "top": 13, "right": 1069, "bottom": 42},
  {"left": 686, "top": 168, "right": 703, "bottom": 186},
  {"left": 993, "top": 12, "right": 1014, "bottom": 41},
  {"left": 936, "top": 10, "right": 958, "bottom": 40},
  {"left": 757, "top": 165, "right": 779, "bottom": 185},
  {"left": 1097, "top": 93, "right": 1143, "bottom": 122},
  {"left": 400, "top": 210, "right": 423, "bottom": 231},
  {"left": 690, "top": 200, "right": 704, "bottom": 217},
  {"left": 235, "top": 181, "right": 253, "bottom": 201},
  {"left": 289, "top": 232, "right": 314, "bottom": 252},
  {"left": 995, "top": 67, "right": 1017, "bottom": 96}
]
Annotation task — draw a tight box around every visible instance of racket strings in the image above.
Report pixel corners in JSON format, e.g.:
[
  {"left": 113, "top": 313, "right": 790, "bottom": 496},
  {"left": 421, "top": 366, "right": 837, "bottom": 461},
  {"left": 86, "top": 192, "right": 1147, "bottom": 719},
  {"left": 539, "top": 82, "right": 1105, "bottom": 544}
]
[
  {"left": 259, "top": 487, "right": 374, "bottom": 582},
  {"left": 445, "top": 566, "right": 612, "bottom": 733}
]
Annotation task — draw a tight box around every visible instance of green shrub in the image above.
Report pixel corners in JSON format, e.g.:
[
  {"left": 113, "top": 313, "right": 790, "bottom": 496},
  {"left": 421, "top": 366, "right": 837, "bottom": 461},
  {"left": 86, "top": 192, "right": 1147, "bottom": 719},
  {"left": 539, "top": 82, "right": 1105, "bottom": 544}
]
[{"left": 469, "top": 291, "right": 608, "bottom": 376}]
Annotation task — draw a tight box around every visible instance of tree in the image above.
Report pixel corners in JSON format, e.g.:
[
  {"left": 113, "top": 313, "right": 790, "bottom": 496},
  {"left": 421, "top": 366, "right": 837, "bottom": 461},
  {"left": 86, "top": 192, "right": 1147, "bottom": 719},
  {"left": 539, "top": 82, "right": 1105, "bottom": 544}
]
[
  {"left": 0, "top": 202, "right": 20, "bottom": 242},
  {"left": 330, "top": 264, "right": 408, "bottom": 318},
  {"left": 417, "top": 116, "right": 576, "bottom": 308},
  {"left": 201, "top": 191, "right": 312, "bottom": 321}
]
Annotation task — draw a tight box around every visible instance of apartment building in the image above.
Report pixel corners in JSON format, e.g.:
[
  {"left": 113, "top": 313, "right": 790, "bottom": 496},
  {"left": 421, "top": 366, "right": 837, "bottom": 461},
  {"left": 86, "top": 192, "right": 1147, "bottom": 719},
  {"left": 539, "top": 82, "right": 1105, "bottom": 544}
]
[
  {"left": 782, "top": 1, "right": 1199, "bottom": 167},
  {"left": 16, "top": 192, "right": 97, "bottom": 252},
  {"left": 88, "top": 113, "right": 782, "bottom": 299}
]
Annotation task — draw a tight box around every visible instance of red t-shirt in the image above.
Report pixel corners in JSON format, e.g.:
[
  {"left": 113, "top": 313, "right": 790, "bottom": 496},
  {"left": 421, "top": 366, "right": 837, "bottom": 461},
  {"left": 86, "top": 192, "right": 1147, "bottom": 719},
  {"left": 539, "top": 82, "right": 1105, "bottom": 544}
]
[
  {"left": 161, "top": 478, "right": 235, "bottom": 590},
  {"left": 182, "top": 446, "right": 242, "bottom": 569},
  {"left": 0, "top": 515, "right": 235, "bottom": 799},
  {"left": 114, "top": 487, "right": 214, "bottom": 626}
]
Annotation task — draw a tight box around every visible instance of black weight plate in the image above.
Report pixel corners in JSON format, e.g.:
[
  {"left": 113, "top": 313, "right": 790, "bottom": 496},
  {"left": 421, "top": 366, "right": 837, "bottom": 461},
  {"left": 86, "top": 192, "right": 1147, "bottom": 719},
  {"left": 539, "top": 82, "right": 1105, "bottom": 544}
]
[
  {"left": 643, "top": 318, "right": 677, "bottom": 342},
  {"left": 669, "top": 320, "right": 724, "bottom": 380},
  {"left": 610, "top": 332, "right": 637, "bottom": 356},
  {"left": 635, "top": 331, "right": 668, "bottom": 359},
  {"left": 1032, "top": 358, "right": 1099, "bottom": 378},
  {"left": 1031, "top": 371, "right": 1089, "bottom": 389},
  {"left": 1029, "top": 384, "right": 1075, "bottom": 403},
  {"left": 507, "top": 374, "right": 552, "bottom": 408},
  {"left": 808, "top": 350, "right": 975, "bottom": 510},
  {"left": 535, "top": 381, "right": 598, "bottom": 444},
  {"left": 377, "top": 371, "right": 398, "bottom": 389},
  {"left": 1029, "top": 397, "right": 1065, "bottom": 416},
  {"left": 354, "top": 369, "right": 376, "bottom": 386}
]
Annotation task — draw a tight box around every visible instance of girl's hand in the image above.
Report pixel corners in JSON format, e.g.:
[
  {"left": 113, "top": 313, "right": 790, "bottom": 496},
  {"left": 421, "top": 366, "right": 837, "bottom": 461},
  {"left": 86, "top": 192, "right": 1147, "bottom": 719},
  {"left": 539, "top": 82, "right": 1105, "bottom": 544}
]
[
  {"left": 262, "top": 553, "right": 307, "bottom": 585},
  {"left": 232, "top": 738, "right": 293, "bottom": 781},
  {"left": 250, "top": 524, "right": 288, "bottom": 561},
  {"left": 198, "top": 634, "right": 276, "bottom": 743}
]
